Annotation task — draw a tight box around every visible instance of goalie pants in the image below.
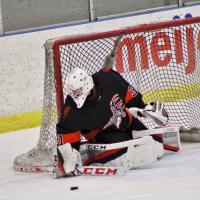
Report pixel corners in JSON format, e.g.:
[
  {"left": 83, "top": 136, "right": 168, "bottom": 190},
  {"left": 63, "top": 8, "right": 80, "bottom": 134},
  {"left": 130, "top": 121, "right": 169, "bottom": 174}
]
[{"left": 83, "top": 118, "right": 148, "bottom": 166}]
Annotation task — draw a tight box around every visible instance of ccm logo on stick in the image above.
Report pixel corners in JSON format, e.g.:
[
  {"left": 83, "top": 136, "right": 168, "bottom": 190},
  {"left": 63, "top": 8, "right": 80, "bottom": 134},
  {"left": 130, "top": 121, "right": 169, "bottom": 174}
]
[{"left": 83, "top": 167, "right": 118, "bottom": 175}]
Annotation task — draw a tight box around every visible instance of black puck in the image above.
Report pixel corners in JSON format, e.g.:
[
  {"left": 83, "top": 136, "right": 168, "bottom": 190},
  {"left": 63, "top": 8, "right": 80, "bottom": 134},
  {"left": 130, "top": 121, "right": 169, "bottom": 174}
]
[{"left": 70, "top": 186, "right": 78, "bottom": 190}]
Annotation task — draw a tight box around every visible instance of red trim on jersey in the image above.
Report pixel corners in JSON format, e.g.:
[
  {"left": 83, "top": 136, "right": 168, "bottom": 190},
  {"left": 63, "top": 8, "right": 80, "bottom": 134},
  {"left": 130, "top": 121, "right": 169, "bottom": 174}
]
[
  {"left": 125, "top": 86, "right": 138, "bottom": 104},
  {"left": 84, "top": 129, "right": 101, "bottom": 141},
  {"left": 83, "top": 148, "right": 123, "bottom": 166},
  {"left": 62, "top": 131, "right": 81, "bottom": 144},
  {"left": 125, "top": 89, "right": 134, "bottom": 104},
  {"left": 125, "top": 108, "right": 133, "bottom": 127}
]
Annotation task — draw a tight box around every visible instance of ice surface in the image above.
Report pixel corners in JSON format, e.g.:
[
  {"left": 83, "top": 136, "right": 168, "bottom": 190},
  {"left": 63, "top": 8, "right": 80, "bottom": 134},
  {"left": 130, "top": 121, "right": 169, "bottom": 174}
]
[{"left": 1, "top": 128, "right": 200, "bottom": 200}]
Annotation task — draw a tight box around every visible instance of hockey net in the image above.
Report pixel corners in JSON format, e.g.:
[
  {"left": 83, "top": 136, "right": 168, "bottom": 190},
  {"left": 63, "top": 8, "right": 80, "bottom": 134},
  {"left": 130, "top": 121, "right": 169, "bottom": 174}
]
[{"left": 14, "top": 17, "right": 200, "bottom": 171}]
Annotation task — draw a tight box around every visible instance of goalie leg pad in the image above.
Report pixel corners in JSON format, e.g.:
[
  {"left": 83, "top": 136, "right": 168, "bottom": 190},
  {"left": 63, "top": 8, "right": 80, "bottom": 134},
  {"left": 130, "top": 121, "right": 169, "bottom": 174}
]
[
  {"left": 132, "top": 127, "right": 181, "bottom": 152},
  {"left": 128, "top": 136, "right": 163, "bottom": 169},
  {"left": 81, "top": 136, "right": 162, "bottom": 170}
]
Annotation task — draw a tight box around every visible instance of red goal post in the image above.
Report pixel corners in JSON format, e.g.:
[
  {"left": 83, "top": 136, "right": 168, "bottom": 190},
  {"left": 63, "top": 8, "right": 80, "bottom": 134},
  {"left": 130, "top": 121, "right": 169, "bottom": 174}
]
[{"left": 13, "top": 16, "right": 200, "bottom": 173}]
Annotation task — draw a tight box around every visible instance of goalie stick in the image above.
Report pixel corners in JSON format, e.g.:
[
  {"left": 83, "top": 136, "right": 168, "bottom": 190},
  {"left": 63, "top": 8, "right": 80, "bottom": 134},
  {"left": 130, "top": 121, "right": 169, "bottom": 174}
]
[
  {"left": 14, "top": 158, "right": 126, "bottom": 175},
  {"left": 15, "top": 166, "right": 53, "bottom": 173}
]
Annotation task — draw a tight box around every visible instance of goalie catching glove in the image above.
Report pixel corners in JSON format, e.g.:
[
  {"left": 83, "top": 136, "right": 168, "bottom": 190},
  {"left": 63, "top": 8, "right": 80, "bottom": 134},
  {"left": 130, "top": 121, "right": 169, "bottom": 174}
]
[
  {"left": 143, "top": 102, "right": 168, "bottom": 126},
  {"left": 128, "top": 101, "right": 169, "bottom": 126}
]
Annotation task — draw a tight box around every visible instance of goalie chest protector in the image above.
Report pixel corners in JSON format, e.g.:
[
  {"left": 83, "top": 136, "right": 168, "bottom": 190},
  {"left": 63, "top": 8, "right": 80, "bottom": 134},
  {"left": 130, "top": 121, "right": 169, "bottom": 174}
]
[{"left": 62, "top": 69, "right": 142, "bottom": 133}]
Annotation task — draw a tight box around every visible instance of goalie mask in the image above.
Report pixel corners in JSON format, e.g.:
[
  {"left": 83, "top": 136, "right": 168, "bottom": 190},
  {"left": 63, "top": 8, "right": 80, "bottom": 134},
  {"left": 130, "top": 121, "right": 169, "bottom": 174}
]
[{"left": 66, "top": 68, "right": 94, "bottom": 108}]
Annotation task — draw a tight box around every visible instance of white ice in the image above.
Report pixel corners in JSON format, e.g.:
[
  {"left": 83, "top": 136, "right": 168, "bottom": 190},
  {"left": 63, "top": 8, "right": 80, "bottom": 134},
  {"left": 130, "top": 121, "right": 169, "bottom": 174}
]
[{"left": 1, "top": 127, "right": 200, "bottom": 200}]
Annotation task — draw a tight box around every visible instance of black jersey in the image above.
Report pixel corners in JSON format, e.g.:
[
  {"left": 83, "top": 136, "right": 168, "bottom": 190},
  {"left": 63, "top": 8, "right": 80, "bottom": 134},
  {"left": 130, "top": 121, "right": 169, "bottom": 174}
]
[{"left": 56, "top": 68, "right": 146, "bottom": 150}]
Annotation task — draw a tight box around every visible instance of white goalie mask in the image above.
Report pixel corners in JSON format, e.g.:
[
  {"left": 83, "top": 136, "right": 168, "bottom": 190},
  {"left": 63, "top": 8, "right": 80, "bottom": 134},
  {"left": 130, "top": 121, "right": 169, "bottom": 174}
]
[{"left": 66, "top": 68, "right": 94, "bottom": 108}]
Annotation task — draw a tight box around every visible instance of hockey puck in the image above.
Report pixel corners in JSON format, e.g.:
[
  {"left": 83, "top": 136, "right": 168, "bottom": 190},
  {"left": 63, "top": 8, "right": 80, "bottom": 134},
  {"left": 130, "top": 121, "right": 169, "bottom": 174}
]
[{"left": 70, "top": 186, "right": 79, "bottom": 190}]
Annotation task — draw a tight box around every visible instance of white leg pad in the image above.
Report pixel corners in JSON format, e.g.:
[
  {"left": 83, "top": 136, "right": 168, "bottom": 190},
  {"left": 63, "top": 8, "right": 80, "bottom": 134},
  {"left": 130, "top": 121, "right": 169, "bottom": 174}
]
[
  {"left": 132, "top": 127, "right": 181, "bottom": 152},
  {"left": 152, "top": 139, "right": 164, "bottom": 159},
  {"left": 128, "top": 136, "right": 163, "bottom": 169},
  {"left": 80, "top": 136, "right": 164, "bottom": 170}
]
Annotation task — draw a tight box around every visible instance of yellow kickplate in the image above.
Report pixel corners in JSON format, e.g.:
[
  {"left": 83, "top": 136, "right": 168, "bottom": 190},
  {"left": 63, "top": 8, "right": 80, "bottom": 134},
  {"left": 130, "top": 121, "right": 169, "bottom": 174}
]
[{"left": 0, "top": 110, "right": 42, "bottom": 134}]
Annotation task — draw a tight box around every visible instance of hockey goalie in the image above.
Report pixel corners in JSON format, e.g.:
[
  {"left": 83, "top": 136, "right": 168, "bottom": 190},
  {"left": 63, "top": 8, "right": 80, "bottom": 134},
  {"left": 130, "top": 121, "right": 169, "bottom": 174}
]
[{"left": 53, "top": 36, "right": 181, "bottom": 177}]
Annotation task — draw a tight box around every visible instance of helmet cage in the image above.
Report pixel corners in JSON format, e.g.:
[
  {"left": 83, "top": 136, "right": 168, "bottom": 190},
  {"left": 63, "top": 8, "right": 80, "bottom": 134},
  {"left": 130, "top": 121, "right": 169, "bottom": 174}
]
[
  {"left": 67, "top": 86, "right": 83, "bottom": 99},
  {"left": 66, "top": 68, "right": 94, "bottom": 108}
]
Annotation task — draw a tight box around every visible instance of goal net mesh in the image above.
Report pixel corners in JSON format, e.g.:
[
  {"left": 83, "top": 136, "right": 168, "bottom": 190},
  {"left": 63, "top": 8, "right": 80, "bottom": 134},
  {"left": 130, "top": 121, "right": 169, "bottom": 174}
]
[{"left": 38, "top": 17, "right": 200, "bottom": 151}]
